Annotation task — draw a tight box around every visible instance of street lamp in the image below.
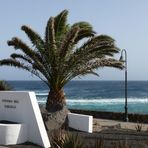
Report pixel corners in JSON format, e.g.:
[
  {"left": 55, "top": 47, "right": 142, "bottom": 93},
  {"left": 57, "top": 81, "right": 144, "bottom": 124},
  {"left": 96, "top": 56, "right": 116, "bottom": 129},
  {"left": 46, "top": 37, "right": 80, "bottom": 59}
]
[{"left": 120, "top": 49, "right": 128, "bottom": 122}]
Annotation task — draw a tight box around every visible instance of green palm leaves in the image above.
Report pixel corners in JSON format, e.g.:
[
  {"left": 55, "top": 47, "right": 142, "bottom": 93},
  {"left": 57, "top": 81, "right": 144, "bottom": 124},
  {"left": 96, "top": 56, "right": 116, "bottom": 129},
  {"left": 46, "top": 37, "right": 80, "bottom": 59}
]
[{"left": 0, "top": 9, "right": 123, "bottom": 90}]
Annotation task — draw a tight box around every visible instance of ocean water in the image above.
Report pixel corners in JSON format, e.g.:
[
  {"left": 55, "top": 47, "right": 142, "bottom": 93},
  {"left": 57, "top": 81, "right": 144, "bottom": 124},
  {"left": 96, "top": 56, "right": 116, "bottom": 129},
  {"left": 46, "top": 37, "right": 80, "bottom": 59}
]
[{"left": 7, "top": 81, "right": 148, "bottom": 114}]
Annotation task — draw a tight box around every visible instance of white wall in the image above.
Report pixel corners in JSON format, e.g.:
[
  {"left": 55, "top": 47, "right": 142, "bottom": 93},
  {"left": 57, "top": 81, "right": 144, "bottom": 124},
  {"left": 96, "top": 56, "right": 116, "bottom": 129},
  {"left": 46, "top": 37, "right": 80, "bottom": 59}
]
[
  {"left": 0, "top": 123, "right": 27, "bottom": 145},
  {"left": 68, "top": 113, "right": 93, "bottom": 133},
  {"left": 0, "top": 91, "right": 50, "bottom": 148}
]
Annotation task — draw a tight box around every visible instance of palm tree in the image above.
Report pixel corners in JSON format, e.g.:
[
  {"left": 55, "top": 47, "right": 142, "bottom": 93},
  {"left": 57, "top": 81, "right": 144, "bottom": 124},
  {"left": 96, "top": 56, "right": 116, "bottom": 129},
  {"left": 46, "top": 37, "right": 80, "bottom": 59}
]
[{"left": 0, "top": 10, "right": 123, "bottom": 112}]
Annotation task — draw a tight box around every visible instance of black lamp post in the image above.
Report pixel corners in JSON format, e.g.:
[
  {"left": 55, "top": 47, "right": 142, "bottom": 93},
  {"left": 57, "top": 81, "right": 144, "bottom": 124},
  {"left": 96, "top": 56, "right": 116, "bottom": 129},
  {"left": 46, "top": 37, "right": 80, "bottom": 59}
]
[{"left": 120, "top": 49, "right": 128, "bottom": 122}]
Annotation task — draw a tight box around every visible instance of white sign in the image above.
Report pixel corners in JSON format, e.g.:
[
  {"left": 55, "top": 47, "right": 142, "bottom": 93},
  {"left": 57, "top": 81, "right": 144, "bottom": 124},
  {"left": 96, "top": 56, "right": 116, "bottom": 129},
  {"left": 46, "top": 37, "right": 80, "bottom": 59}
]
[{"left": 0, "top": 91, "right": 50, "bottom": 148}]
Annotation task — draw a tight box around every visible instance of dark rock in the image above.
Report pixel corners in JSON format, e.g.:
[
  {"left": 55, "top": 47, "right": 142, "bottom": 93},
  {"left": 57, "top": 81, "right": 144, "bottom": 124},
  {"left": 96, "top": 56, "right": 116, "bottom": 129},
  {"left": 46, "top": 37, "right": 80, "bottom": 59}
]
[{"left": 40, "top": 106, "right": 69, "bottom": 132}]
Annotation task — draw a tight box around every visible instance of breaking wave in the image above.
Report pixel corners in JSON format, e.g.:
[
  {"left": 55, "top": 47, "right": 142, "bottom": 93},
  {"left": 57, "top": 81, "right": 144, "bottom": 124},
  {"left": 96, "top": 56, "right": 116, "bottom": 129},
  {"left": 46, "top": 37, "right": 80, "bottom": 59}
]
[{"left": 36, "top": 94, "right": 148, "bottom": 105}]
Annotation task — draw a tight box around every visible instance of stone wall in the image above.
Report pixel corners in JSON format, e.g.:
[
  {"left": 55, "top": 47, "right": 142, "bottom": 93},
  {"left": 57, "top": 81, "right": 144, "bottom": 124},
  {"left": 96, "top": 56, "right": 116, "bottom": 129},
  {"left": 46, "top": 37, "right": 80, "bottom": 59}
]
[{"left": 70, "top": 109, "right": 148, "bottom": 123}]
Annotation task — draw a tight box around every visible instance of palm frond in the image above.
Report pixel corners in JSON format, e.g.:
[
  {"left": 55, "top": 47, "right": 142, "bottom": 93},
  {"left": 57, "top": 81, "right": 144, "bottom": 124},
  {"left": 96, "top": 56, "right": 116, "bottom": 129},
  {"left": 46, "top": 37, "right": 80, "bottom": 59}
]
[
  {"left": 10, "top": 53, "right": 50, "bottom": 81},
  {"left": 61, "top": 58, "right": 123, "bottom": 86},
  {"left": 54, "top": 9, "right": 68, "bottom": 39},
  {"left": 10, "top": 53, "right": 48, "bottom": 76},
  {"left": 45, "top": 17, "right": 56, "bottom": 48},
  {"left": 11, "top": 53, "right": 33, "bottom": 64},
  {"left": 0, "top": 58, "right": 30, "bottom": 71},
  {"left": 79, "top": 35, "right": 116, "bottom": 51},
  {"left": 45, "top": 17, "right": 57, "bottom": 66},
  {"left": 60, "top": 27, "right": 79, "bottom": 58},
  {"left": 74, "top": 58, "right": 123, "bottom": 75},
  {"left": 21, "top": 25, "right": 44, "bottom": 49},
  {"left": 0, "top": 59, "right": 49, "bottom": 86},
  {"left": 32, "top": 61, "right": 51, "bottom": 81},
  {"left": 72, "top": 22, "right": 95, "bottom": 43},
  {"left": 72, "top": 22, "right": 93, "bottom": 30},
  {"left": 70, "top": 35, "right": 119, "bottom": 65},
  {"left": 7, "top": 37, "right": 42, "bottom": 63},
  {"left": 63, "top": 35, "right": 120, "bottom": 78},
  {"left": 91, "top": 58, "right": 123, "bottom": 70}
]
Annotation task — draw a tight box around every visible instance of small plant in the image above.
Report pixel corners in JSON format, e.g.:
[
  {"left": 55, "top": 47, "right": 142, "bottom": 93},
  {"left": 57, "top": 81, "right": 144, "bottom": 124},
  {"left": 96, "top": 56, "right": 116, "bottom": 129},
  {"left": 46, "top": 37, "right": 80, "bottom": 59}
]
[
  {"left": 112, "top": 141, "right": 132, "bottom": 148},
  {"left": 146, "top": 127, "right": 148, "bottom": 132},
  {"left": 51, "top": 130, "right": 85, "bottom": 148},
  {"left": 135, "top": 123, "right": 143, "bottom": 132},
  {"left": 50, "top": 129, "right": 65, "bottom": 148},
  {"left": 88, "top": 138, "right": 105, "bottom": 148},
  {"left": 62, "top": 133, "right": 85, "bottom": 148},
  {"left": 0, "top": 80, "right": 12, "bottom": 90}
]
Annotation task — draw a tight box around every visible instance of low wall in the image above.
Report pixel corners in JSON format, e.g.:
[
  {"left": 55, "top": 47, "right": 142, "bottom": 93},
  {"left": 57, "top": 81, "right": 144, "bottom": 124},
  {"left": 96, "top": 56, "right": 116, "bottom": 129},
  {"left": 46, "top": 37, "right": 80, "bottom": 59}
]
[
  {"left": 0, "top": 123, "right": 27, "bottom": 145},
  {"left": 68, "top": 113, "right": 93, "bottom": 133},
  {"left": 70, "top": 109, "right": 148, "bottom": 123}
]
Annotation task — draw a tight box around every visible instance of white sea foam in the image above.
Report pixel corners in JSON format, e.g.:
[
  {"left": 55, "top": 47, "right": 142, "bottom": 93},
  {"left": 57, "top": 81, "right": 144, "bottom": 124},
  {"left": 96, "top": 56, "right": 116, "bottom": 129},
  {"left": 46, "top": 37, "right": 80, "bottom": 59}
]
[
  {"left": 36, "top": 93, "right": 48, "bottom": 96},
  {"left": 37, "top": 97, "right": 148, "bottom": 104},
  {"left": 67, "top": 98, "right": 148, "bottom": 105},
  {"left": 38, "top": 100, "right": 46, "bottom": 103}
]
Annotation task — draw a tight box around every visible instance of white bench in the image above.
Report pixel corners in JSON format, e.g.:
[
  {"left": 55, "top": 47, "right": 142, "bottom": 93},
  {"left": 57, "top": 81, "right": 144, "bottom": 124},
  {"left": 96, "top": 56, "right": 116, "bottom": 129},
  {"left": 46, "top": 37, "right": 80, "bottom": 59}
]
[{"left": 68, "top": 113, "right": 93, "bottom": 133}]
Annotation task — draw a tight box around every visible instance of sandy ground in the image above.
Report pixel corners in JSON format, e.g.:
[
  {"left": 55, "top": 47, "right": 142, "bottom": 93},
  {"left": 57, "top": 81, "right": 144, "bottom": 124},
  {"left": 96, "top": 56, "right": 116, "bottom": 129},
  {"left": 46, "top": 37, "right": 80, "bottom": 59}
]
[{"left": 93, "top": 118, "right": 148, "bottom": 132}]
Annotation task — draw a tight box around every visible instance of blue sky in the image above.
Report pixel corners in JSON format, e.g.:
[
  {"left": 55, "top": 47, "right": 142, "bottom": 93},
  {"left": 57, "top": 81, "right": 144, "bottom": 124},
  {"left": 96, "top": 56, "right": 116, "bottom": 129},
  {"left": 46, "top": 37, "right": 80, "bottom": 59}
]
[{"left": 0, "top": 0, "right": 148, "bottom": 80}]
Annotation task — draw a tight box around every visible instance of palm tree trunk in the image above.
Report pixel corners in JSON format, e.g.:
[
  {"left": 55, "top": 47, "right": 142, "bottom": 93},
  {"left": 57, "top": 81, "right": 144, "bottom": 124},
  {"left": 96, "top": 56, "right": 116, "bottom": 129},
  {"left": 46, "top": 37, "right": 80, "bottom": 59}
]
[{"left": 46, "top": 88, "right": 66, "bottom": 112}]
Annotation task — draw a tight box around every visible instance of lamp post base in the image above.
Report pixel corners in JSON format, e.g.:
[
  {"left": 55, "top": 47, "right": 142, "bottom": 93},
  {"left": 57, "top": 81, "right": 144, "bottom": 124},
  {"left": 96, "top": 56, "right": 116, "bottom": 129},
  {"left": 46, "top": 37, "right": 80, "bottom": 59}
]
[
  {"left": 125, "top": 117, "right": 129, "bottom": 122},
  {"left": 125, "top": 106, "right": 128, "bottom": 122}
]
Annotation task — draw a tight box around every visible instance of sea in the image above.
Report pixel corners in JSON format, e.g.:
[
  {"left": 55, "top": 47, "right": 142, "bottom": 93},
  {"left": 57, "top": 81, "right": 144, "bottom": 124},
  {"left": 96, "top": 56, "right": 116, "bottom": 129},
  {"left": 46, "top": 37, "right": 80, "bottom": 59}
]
[{"left": 7, "top": 81, "right": 148, "bottom": 114}]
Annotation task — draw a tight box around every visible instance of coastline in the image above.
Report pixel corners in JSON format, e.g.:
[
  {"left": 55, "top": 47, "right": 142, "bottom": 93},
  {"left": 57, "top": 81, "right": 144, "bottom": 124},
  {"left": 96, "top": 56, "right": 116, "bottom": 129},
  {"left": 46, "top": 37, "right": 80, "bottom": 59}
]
[{"left": 7, "top": 80, "right": 148, "bottom": 115}]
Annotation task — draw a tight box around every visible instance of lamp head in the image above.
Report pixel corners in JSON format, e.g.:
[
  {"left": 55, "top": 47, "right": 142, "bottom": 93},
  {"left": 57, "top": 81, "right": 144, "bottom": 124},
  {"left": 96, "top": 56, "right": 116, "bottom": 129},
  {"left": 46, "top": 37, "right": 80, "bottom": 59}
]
[{"left": 119, "top": 55, "right": 123, "bottom": 61}]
